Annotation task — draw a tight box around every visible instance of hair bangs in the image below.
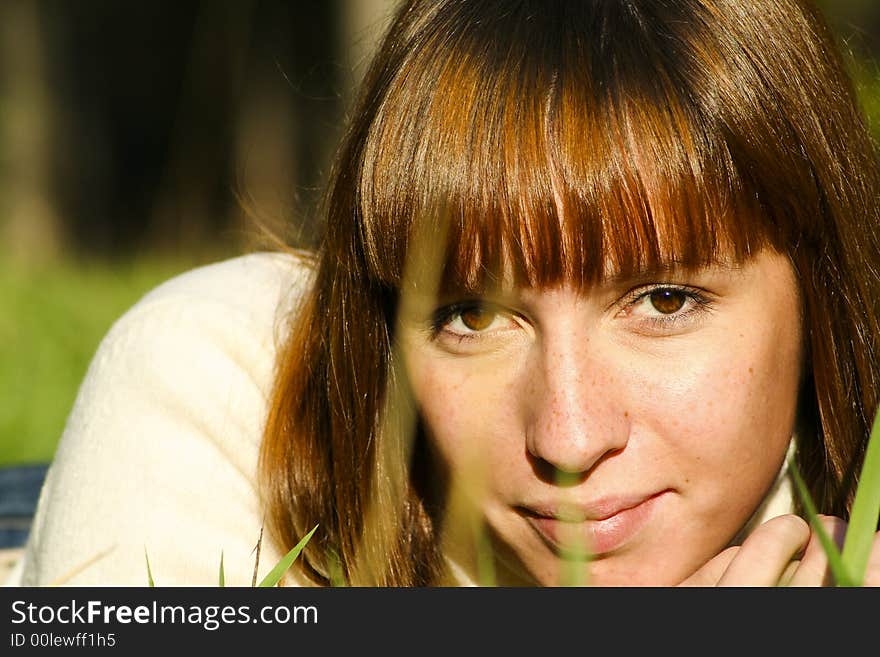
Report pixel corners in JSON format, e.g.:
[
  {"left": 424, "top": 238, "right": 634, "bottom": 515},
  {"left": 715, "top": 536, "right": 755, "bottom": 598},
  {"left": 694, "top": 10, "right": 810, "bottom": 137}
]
[{"left": 357, "top": 0, "right": 796, "bottom": 300}]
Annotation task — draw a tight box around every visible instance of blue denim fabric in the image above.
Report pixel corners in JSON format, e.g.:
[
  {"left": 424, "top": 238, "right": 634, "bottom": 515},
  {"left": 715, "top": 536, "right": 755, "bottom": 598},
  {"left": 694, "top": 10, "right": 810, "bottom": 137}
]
[{"left": 0, "top": 463, "right": 49, "bottom": 548}]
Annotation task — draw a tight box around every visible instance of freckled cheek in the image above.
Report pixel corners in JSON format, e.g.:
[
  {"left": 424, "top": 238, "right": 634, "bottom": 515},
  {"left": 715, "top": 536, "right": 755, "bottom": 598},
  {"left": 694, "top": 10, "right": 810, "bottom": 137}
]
[
  {"left": 629, "top": 333, "right": 799, "bottom": 475},
  {"left": 402, "top": 354, "right": 521, "bottom": 465},
  {"left": 627, "top": 359, "right": 728, "bottom": 451}
]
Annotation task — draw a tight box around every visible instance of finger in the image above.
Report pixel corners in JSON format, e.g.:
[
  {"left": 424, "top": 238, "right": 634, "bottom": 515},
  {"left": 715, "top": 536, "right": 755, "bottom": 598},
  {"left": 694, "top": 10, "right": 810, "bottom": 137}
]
[
  {"left": 717, "top": 514, "right": 810, "bottom": 586},
  {"left": 788, "top": 515, "right": 847, "bottom": 587},
  {"left": 777, "top": 559, "right": 800, "bottom": 587},
  {"left": 677, "top": 546, "right": 740, "bottom": 586},
  {"left": 863, "top": 530, "right": 880, "bottom": 587}
]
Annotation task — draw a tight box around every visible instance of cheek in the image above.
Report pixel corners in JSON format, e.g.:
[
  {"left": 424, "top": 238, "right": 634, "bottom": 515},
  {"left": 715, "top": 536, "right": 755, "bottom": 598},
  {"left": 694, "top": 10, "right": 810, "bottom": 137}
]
[
  {"left": 629, "top": 322, "right": 801, "bottom": 499},
  {"left": 402, "top": 352, "right": 521, "bottom": 468}
]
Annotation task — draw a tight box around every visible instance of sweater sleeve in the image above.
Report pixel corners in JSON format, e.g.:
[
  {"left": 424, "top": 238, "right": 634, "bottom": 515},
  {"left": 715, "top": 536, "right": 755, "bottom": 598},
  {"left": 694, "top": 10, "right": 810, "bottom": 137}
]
[{"left": 14, "top": 251, "right": 312, "bottom": 586}]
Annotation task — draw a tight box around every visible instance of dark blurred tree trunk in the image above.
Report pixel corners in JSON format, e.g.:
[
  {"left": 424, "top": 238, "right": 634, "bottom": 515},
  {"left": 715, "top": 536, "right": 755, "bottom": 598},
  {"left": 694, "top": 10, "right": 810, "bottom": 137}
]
[
  {"left": 145, "top": 1, "right": 257, "bottom": 259},
  {"left": 36, "top": 0, "right": 351, "bottom": 261},
  {"left": 232, "top": 0, "right": 345, "bottom": 252},
  {"left": 234, "top": 0, "right": 399, "bottom": 251},
  {"left": 0, "top": 0, "right": 61, "bottom": 263},
  {"left": 39, "top": 0, "right": 209, "bottom": 259}
]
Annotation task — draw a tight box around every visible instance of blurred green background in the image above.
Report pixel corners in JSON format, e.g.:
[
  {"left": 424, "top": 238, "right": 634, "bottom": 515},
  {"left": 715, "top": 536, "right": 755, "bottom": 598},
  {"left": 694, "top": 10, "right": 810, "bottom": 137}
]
[{"left": 0, "top": 0, "right": 879, "bottom": 466}]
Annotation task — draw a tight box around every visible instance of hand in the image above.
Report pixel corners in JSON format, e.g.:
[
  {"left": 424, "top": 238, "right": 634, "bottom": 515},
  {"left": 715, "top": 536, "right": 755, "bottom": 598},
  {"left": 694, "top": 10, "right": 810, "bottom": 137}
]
[{"left": 679, "top": 514, "right": 880, "bottom": 586}]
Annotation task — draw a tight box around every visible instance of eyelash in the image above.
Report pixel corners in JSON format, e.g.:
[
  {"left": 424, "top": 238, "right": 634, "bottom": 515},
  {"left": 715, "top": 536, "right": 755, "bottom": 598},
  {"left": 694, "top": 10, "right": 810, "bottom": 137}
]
[
  {"left": 428, "top": 301, "right": 509, "bottom": 341},
  {"left": 428, "top": 285, "right": 714, "bottom": 341},
  {"left": 619, "top": 285, "right": 715, "bottom": 332}
]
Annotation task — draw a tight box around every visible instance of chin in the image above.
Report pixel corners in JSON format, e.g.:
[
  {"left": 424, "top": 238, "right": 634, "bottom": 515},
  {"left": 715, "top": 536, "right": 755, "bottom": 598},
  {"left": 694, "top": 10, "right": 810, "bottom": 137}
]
[
  {"left": 586, "top": 563, "right": 680, "bottom": 587},
  {"left": 519, "top": 548, "right": 696, "bottom": 587}
]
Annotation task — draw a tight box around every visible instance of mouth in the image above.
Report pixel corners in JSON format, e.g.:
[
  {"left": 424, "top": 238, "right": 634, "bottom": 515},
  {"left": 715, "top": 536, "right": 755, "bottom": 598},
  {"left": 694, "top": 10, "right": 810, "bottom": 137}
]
[{"left": 518, "top": 490, "right": 671, "bottom": 556}]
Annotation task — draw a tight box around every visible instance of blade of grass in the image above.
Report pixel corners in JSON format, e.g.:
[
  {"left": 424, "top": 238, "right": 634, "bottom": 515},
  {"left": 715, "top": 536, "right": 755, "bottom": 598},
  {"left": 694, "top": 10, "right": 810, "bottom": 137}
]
[
  {"left": 559, "top": 545, "right": 591, "bottom": 587},
  {"left": 557, "top": 472, "right": 592, "bottom": 586},
  {"left": 474, "top": 518, "right": 497, "bottom": 587},
  {"left": 144, "top": 547, "right": 155, "bottom": 587},
  {"left": 327, "top": 547, "right": 347, "bottom": 587},
  {"left": 841, "top": 405, "right": 880, "bottom": 585},
  {"left": 218, "top": 550, "right": 225, "bottom": 587},
  {"left": 257, "top": 525, "right": 318, "bottom": 588},
  {"left": 251, "top": 526, "right": 264, "bottom": 587},
  {"left": 788, "top": 459, "right": 855, "bottom": 586}
]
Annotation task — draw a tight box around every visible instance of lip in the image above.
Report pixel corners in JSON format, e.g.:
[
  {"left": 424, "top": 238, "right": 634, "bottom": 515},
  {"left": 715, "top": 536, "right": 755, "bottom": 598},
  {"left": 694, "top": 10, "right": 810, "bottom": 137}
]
[{"left": 520, "top": 490, "right": 670, "bottom": 556}]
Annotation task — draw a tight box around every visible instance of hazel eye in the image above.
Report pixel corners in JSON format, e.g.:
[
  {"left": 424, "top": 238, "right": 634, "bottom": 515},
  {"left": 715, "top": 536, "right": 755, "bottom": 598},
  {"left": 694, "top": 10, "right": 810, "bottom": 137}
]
[
  {"left": 428, "top": 300, "right": 521, "bottom": 342},
  {"left": 459, "top": 306, "right": 497, "bottom": 331},
  {"left": 620, "top": 283, "right": 715, "bottom": 334},
  {"left": 648, "top": 289, "right": 687, "bottom": 314}
]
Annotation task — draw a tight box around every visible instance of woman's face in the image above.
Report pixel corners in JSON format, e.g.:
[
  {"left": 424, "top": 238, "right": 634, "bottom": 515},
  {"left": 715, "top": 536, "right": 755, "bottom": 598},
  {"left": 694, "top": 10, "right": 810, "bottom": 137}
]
[{"left": 399, "top": 247, "right": 804, "bottom": 585}]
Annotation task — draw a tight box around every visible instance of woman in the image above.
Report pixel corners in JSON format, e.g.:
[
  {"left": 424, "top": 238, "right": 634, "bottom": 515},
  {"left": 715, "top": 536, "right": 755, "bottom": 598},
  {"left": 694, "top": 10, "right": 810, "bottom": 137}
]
[{"left": 15, "top": 0, "right": 880, "bottom": 586}]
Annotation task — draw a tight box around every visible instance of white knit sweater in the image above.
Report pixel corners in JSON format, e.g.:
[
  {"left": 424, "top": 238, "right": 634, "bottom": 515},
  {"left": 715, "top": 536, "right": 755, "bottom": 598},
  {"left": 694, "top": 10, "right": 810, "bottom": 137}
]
[
  {"left": 8, "top": 251, "right": 794, "bottom": 586},
  {"left": 12, "top": 252, "right": 311, "bottom": 586}
]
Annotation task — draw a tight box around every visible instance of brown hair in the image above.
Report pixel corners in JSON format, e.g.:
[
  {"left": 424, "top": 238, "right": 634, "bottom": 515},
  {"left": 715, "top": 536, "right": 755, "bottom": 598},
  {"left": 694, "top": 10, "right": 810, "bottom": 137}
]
[{"left": 260, "top": 0, "right": 880, "bottom": 586}]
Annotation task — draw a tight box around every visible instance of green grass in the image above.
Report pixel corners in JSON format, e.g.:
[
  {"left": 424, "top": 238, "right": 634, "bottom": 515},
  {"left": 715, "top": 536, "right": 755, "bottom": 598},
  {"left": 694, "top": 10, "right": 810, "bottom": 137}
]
[
  {"left": 842, "top": 406, "right": 880, "bottom": 583},
  {"left": 850, "top": 55, "right": 880, "bottom": 144},
  {"left": 140, "top": 525, "right": 317, "bottom": 587},
  {"left": 256, "top": 525, "right": 318, "bottom": 587},
  {"left": 0, "top": 252, "right": 197, "bottom": 466},
  {"left": 790, "top": 403, "right": 880, "bottom": 587}
]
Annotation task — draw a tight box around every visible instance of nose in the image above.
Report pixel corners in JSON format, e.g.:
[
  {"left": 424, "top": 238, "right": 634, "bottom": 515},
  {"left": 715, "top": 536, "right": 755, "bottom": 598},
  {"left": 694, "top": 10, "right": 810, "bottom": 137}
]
[{"left": 524, "top": 336, "right": 630, "bottom": 477}]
